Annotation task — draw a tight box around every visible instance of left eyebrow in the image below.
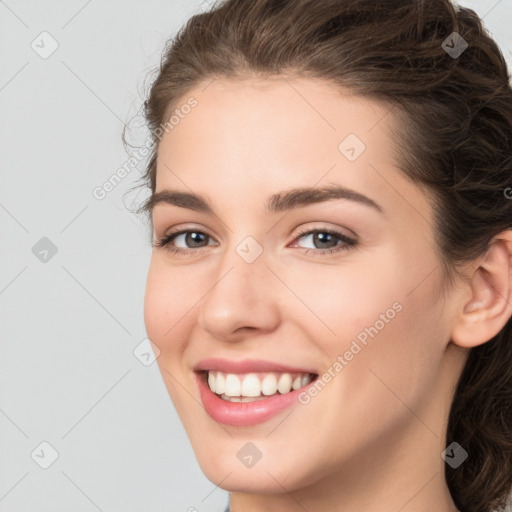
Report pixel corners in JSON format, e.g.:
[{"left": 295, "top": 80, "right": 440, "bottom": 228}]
[{"left": 144, "top": 185, "right": 384, "bottom": 215}]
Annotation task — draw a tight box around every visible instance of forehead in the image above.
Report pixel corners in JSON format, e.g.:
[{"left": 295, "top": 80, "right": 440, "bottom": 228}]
[
  {"left": 161, "top": 76, "right": 395, "bottom": 161},
  {"left": 154, "top": 76, "right": 431, "bottom": 226},
  {"left": 158, "top": 77, "right": 391, "bottom": 171}
]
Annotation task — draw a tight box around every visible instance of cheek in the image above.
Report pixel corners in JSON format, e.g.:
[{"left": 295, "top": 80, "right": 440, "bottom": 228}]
[
  {"left": 291, "top": 247, "right": 445, "bottom": 412},
  {"left": 143, "top": 260, "right": 200, "bottom": 422},
  {"left": 143, "top": 258, "right": 196, "bottom": 358},
  {"left": 285, "top": 256, "right": 406, "bottom": 353},
  {"left": 289, "top": 279, "right": 445, "bottom": 474}
]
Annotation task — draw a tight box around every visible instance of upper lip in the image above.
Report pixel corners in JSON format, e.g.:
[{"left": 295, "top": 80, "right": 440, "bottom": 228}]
[{"left": 194, "top": 358, "right": 318, "bottom": 375}]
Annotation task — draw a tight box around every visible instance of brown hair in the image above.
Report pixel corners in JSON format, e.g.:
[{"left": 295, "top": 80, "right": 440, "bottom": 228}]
[{"left": 129, "top": 1, "right": 512, "bottom": 510}]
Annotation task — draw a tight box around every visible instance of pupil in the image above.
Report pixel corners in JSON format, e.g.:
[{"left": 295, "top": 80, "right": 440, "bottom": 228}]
[
  {"left": 187, "top": 232, "right": 206, "bottom": 247},
  {"left": 315, "top": 232, "right": 336, "bottom": 248}
]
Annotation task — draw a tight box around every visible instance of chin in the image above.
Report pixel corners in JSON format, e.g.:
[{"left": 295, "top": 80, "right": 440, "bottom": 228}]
[
  {"left": 201, "top": 465, "right": 295, "bottom": 494},
  {"left": 194, "top": 447, "right": 313, "bottom": 494}
]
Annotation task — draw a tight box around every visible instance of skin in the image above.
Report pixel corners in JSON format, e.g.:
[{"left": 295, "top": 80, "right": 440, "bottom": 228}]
[{"left": 143, "top": 76, "right": 512, "bottom": 512}]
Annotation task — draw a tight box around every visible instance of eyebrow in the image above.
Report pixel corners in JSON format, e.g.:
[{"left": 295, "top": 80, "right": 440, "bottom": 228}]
[{"left": 145, "top": 185, "right": 384, "bottom": 216}]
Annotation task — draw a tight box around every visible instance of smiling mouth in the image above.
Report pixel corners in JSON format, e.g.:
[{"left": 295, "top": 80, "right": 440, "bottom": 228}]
[{"left": 200, "top": 370, "right": 319, "bottom": 403}]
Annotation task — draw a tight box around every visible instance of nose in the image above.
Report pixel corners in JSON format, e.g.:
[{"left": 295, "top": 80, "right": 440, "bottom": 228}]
[{"left": 197, "top": 248, "right": 281, "bottom": 341}]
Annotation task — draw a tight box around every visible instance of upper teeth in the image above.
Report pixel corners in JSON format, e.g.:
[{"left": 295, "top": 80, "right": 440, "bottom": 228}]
[{"left": 207, "top": 371, "right": 314, "bottom": 397}]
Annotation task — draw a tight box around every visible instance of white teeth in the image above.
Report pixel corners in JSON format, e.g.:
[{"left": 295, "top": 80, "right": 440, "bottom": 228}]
[
  {"left": 241, "top": 374, "right": 261, "bottom": 397},
  {"left": 224, "top": 374, "right": 242, "bottom": 397},
  {"left": 216, "top": 372, "right": 225, "bottom": 395},
  {"left": 277, "top": 373, "right": 292, "bottom": 394},
  {"left": 206, "top": 370, "right": 314, "bottom": 399},
  {"left": 208, "top": 371, "right": 216, "bottom": 391},
  {"left": 261, "top": 374, "right": 277, "bottom": 396}
]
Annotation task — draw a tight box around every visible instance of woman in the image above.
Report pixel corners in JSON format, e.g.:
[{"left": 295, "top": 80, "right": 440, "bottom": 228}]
[{"left": 132, "top": 0, "right": 512, "bottom": 510}]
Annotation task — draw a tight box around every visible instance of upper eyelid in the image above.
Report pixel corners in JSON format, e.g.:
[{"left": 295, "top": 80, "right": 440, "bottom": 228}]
[{"left": 294, "top": 224, "right": 357, "bottom": 239}]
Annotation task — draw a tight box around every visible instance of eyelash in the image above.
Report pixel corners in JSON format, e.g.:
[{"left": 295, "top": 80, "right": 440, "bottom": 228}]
[{"left": 154, "top": 226, "right": 358, "bottom": 257}]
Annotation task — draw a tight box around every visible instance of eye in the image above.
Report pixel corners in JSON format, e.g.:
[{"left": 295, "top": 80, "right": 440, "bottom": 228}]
[
  {"left": 154, "top": 229, "right": 215, "bottom": 255},
  {"left": 153, "top": 226, "right": 358, "bottom": 257},
  {"left": 290, "top": 226, "right": 357, "bottom": 256}
]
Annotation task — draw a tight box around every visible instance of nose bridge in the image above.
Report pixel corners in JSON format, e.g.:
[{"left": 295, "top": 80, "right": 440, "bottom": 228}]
[
  {"left": 211, "top": 225, "right": 271, "bottom": 292},
  {"left": 197, "top": 233, "right": 280, "bottom": 338}
]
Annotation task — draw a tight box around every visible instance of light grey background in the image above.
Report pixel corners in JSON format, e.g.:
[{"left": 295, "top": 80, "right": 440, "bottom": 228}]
[{"left": 0, "top": 1, "right": 511, "bottom": 511}]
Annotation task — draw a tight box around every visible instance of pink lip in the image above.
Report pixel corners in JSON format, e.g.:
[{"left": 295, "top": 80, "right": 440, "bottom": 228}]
[
  {"left": 195, "top": 371, "right": 317, "bottom": 427},
  {"left": 194, "top": 357, "right": 318, "bottom": 374}
]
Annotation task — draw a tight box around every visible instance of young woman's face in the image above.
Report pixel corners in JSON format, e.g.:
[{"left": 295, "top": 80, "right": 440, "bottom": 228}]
[{"left": 144, "top": 77, "right": 465, "bottom": 495}]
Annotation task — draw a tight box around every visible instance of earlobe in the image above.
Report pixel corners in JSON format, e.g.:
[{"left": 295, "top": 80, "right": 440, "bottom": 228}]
[{"left": 451, "top": 233, "right": 512, "bottom": 348}]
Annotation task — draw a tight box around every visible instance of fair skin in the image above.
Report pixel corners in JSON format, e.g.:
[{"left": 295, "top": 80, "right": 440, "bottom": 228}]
[{"left": 143, "top": 76, "right": 512, "bottom": 512}]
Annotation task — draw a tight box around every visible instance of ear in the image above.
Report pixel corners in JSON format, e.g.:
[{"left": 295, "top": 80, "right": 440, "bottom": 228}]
[{"left": 451, "top": 230, "right": 512, "bottom": 348}]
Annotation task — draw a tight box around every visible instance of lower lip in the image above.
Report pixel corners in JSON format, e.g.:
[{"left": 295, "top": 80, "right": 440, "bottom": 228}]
[{"left": 195, "top": 372, "right": 315, "bottom": 427}]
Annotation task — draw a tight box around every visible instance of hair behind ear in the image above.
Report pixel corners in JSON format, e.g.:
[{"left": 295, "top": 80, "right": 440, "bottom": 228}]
[{"left": 446, "top": 320, "right": 512, "bottom": 512}]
